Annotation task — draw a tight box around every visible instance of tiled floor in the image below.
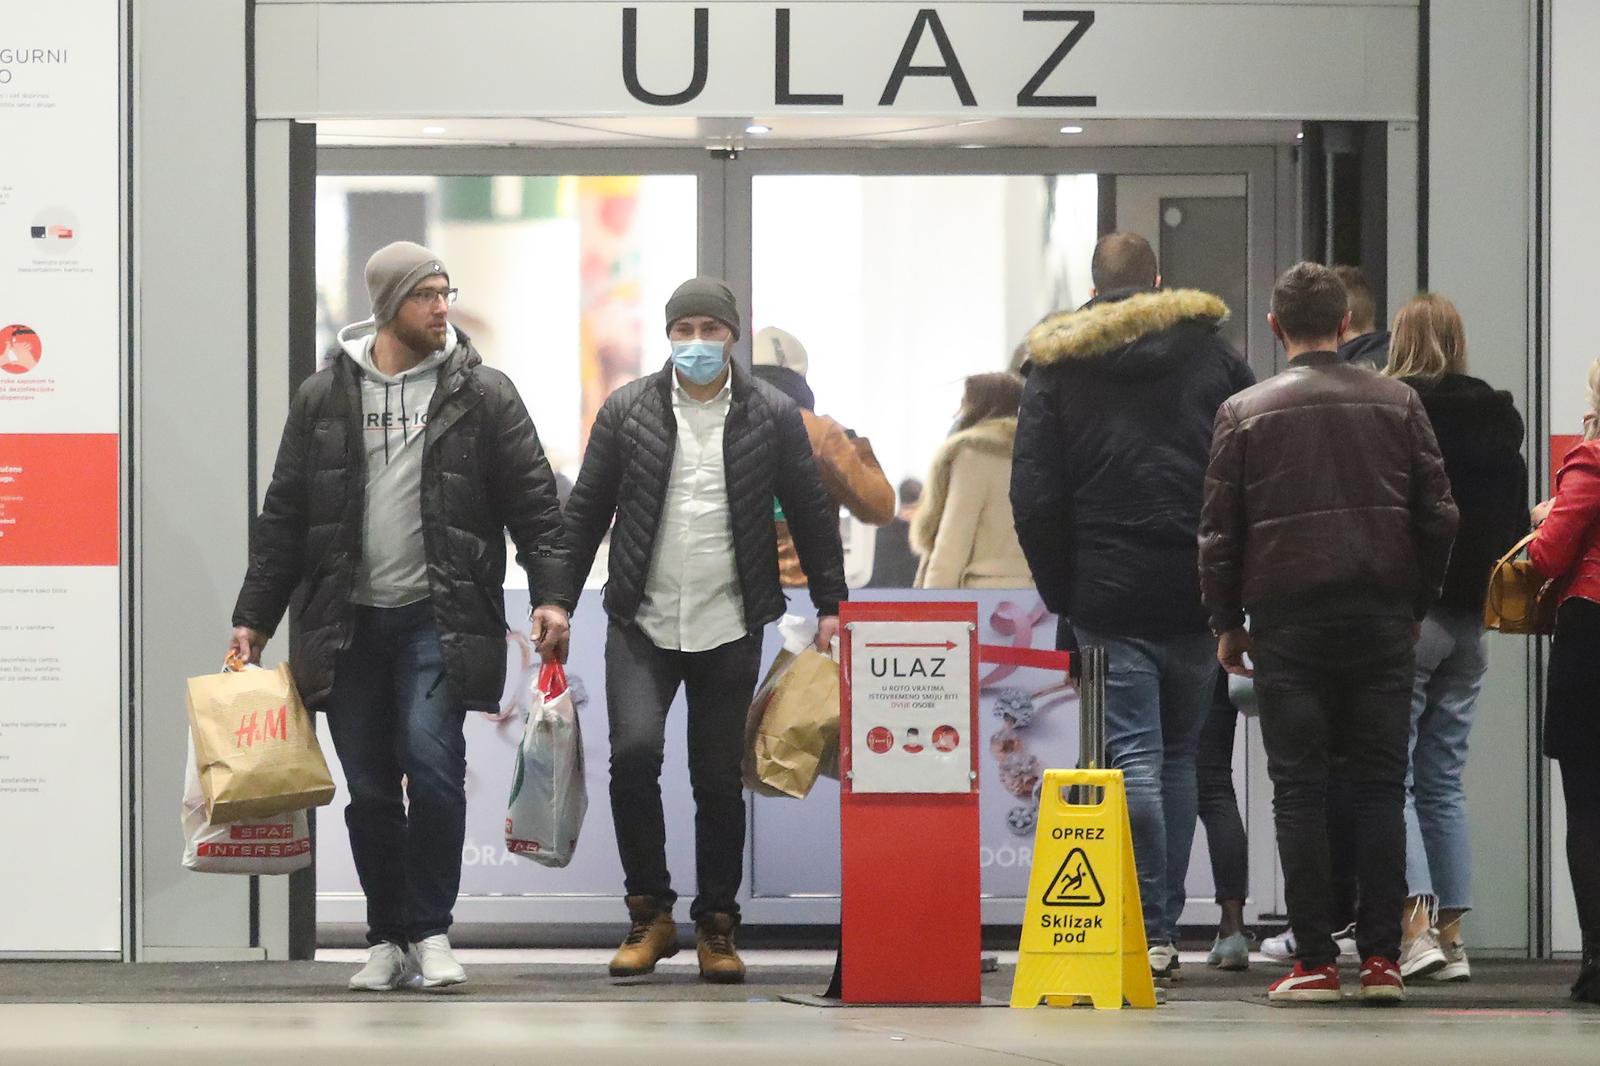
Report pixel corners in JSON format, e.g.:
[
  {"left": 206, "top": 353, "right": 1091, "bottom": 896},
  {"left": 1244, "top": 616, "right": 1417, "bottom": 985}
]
[{"left": 0, "top": 952, "right": 1595, "bottom": 1064}]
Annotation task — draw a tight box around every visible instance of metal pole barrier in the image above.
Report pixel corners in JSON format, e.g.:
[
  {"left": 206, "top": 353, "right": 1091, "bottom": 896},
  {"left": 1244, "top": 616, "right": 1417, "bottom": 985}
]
[
  {"left": 1077, "top": 645, "right": 1106, "bottom": 769},
  {"left": 1068, "top": 645, "right": 1106, "bottom": 804}
]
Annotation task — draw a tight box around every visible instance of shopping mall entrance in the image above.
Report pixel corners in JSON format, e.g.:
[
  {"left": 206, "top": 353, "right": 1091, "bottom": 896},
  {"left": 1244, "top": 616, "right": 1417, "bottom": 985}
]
[{"left": 295, "top": 127, "right": 1299, "bottom": 948}]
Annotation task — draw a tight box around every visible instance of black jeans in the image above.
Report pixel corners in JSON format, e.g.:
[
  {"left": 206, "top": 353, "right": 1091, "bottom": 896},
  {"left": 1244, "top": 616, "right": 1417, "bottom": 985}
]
[
  {"left": 1253, "top": 617, "right": 1414, "bottom": 967},
  {"left": 1196, "top": 670, "right": 1248, "bottom": 903},
  {"left": 605, "top": 620, "right": 764, "bottom": 922},
  {"left": 325, "top": 600, "right": 467, "bottom": 946}
]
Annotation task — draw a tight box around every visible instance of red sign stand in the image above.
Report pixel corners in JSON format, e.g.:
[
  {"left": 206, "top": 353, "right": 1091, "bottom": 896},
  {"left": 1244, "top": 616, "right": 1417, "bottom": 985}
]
[{"left": 839, "top": 601, "right": 982, "bottom": 1004}]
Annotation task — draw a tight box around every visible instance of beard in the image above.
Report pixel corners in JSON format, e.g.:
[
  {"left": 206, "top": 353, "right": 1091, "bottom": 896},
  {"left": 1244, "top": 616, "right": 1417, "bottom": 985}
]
[{"left": 393, "top": 316, "right": 448, "bottom": 357}]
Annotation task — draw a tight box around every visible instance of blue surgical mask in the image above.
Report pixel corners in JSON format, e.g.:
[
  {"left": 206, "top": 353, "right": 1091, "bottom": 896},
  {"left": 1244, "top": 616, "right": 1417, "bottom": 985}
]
[{"left": 671, "top": 340, "right": 728, "bottom": 386}]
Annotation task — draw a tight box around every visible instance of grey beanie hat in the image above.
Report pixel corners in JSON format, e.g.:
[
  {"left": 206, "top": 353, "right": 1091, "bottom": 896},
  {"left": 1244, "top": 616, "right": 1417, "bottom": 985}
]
[
  {"left": 366, "top": 241, "right": 448, "bottom": 324},
  {"left": 665, "top": 276, "right": 741, "bottom": 339}
]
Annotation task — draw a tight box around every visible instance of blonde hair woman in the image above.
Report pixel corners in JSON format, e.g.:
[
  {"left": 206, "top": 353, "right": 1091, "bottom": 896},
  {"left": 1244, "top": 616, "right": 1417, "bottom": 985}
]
[
  {"left": 1382, "top": 293, "right": 1527, "bottom": 984},
  {"left": 912, "top": 372, "right": 1032, "bottom": 588},
  {"left": 1530, "top": 358, "right": 1600, "bottom": 1004}
]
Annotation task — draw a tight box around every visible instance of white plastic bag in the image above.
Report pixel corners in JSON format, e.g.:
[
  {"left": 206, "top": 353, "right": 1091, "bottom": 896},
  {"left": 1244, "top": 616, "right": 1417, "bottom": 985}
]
[
  {"left": 181, "top": 733, "right": 311, "bottom": 874},
  {"left": 505, "top": 662, "right": 588, "bottom": 868}
]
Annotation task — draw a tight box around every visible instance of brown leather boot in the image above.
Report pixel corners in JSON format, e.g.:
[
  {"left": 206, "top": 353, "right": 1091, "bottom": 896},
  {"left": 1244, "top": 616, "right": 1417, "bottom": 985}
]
[
  {"left": 696, "top": 914, "right": 746, "bottom": 984},
  {"left": 608, "top": 895, "right": 678, "bottom": 977}
]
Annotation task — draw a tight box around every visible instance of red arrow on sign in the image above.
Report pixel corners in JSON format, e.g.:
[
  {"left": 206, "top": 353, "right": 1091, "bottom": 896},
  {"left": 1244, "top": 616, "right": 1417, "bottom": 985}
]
[{"left": 864, "top": 641, "right": 959, "bottom": 650}]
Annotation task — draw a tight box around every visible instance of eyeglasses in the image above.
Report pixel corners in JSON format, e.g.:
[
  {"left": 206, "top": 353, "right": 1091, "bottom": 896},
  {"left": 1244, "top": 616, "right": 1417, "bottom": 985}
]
[{"left": 407, "top": 287, "right": 459, "bottom": 306}]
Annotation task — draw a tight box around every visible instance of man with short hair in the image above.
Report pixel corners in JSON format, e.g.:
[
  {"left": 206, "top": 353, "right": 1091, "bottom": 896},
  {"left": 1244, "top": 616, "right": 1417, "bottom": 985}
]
[
  {"left": 1011, "top": 232, "right": 1255, "bottom": 982},
  {"left": 231, "top": 241, "right": 574, "bottom": 991},
  {"left": 1200, "top": 261, "right": 1458, "bottom": 1004},
  {"left": 564, "top": 278, "right": 847, "bottom": 984},
  {"left": 1333, "top": 264, "right": 1390, "bottom": 369}
]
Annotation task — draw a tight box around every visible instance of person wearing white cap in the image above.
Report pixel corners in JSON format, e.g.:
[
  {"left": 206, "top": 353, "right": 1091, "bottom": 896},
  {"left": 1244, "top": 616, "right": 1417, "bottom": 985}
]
[
  {"left": 230, "top": 241, "right": 575, "bottom": 992},
  {"left": 750, "top": 326, "right": 895, "bottom": 586}
]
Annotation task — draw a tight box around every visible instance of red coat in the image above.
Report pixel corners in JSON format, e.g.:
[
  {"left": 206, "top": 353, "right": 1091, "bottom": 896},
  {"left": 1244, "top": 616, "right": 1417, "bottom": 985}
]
[{"left": 1531, "top": 439, "right": 1600, "bottom": 605}]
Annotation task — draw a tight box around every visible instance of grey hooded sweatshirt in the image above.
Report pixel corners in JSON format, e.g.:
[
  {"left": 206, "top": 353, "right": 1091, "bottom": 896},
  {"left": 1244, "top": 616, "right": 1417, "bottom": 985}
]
[{"left": 337, "top": 318, "right": 455, "bottom": 608}]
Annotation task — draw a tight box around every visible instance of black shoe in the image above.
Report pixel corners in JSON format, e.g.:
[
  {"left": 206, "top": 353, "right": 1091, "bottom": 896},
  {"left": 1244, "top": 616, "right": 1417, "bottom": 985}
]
[{"left": 1573, "top": 946, "right": 1600, "bottom": 1005}]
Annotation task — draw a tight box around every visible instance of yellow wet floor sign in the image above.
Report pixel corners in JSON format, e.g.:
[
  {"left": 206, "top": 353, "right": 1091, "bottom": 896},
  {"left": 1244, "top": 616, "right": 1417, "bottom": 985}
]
[{"left": 1011, "top": 769, "right": 1156, "bottom": 1010}]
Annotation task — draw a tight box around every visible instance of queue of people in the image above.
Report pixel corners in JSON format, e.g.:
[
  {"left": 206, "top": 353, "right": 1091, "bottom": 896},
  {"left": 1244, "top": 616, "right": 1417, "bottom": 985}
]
[{"left": 226, "top": 236, "right": 1595, "bottom": 1008}]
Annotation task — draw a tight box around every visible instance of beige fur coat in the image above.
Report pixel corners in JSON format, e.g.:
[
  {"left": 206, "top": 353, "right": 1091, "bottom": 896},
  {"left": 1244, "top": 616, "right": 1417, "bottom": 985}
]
[{"left": 911, "top": 416, "right": 1034, "bottom": 589}]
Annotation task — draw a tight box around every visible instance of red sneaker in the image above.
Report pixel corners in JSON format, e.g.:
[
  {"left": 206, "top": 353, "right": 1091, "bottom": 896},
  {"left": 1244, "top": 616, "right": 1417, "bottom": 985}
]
[
  {"left": 1358, "top": 956, "right": 1406, "bottom": 1004},
  {"left": 1268, "top": 962, "right": 1342, "bottom": 1003}
]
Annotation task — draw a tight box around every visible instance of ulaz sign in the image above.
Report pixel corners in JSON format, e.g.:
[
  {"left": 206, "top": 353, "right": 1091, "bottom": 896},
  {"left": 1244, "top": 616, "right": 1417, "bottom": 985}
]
[{"left": 622, "top": 7, "right": 1096, "bottom": 109}]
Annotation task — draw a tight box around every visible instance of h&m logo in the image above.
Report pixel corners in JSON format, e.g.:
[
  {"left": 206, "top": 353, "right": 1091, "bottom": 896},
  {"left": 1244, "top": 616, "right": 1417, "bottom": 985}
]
[{"left": 235, "top": 705, "right": 290, "bottom": 748}]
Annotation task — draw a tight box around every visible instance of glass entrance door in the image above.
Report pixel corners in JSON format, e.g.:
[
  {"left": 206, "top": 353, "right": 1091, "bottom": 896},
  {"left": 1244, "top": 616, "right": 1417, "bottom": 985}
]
[{"left": 311, "top": 144, "right": 1290, "bottom": 934}]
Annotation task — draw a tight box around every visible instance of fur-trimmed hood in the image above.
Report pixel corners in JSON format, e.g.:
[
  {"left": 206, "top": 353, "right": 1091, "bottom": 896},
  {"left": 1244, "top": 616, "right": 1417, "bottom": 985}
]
[
  {"left": 911, "top": 416, "right": 1017, "bottom": 555},
  {"left": 1026, "top": 289, "right": 1229, "bottom": 379}
]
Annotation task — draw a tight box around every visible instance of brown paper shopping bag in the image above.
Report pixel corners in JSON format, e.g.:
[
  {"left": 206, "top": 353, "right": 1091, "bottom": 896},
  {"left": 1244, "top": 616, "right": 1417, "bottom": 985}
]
[
  {"left": 185, "top": 662, "right": 335, "bottom": 823},
  {"left": 741, "top": 648, "right": 840, "bottom": 800}
]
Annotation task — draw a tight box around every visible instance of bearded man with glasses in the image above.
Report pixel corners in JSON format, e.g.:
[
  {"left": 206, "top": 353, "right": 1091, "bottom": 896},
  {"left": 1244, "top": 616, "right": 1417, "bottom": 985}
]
[{"left": 230, "top": 241, "right": 574, "bottom": 991}]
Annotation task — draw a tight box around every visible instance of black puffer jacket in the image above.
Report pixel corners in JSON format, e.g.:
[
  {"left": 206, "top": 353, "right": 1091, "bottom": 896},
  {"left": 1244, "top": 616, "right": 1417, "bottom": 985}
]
[
  {"left": 232, "top": 331, "right": 573, "bottom": 711},
  {"left": 1011, "top": 288, "right": 1256, "bottom": 636},
  {"left": 1403, "top": 373, "right": 1527, "bottom": 613},
  {"left": 564, "top": 358, "right": 847, "bottom": 626}
]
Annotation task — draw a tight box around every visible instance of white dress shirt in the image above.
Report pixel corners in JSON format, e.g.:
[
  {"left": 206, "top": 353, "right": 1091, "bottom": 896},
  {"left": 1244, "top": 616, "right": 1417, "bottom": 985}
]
[{"left": 634, "top": 372, "right": 748, "bottom": 652}]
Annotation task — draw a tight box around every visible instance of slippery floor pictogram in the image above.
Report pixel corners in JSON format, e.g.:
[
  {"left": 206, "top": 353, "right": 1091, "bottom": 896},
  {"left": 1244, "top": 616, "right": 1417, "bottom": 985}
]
[{"left": 1041, "top": 847, "right": 1105, "bottom": 907}]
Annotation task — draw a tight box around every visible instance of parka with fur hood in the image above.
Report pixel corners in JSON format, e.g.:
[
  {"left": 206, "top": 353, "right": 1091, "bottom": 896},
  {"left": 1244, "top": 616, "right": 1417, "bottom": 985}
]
[
  {"left": 914, "top": 416, "right": 1033, "bottom": 589},
  {"left": 1011, "top": 288, "right": 1255, "bottom": 636}
]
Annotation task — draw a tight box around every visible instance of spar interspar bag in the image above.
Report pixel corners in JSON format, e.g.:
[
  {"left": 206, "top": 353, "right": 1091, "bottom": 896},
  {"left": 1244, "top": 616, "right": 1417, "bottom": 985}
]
[
  {"left": 181, "top": 734, "right": 312, "bottom": 874},
  {"left": 505, "top": 662, "right": 588, "bottom": 868}
]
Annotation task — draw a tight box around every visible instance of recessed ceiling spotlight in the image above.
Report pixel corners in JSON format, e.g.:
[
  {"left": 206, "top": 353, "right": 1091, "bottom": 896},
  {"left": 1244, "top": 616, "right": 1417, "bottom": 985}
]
[
  {"left": 745, "top": 124, "right": 772, "bottom": 135},
  {"left": 422, "top": 125, "right": 447, "bottom": 135},
  {"left": 1059, "top": 125, "right": 1085, "bottom": 134},
  {"left": 1296, "top": 131, "right": 1305, "bottom": 140}
]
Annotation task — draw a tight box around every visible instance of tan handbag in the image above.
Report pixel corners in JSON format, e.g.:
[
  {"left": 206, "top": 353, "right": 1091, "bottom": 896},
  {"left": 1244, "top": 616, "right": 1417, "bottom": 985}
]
[{"left": 1483, "top": 532, "right": 1558, "bottom": 635}]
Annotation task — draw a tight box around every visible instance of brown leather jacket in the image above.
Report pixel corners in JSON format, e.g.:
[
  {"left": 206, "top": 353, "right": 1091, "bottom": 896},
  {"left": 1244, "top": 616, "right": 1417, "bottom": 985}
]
[
  {"left": 776, "top": 409, "right": 895, "bottom": 586},
  {"left": 1198, "top": 351, "right": 1459, "bottom": 631}
]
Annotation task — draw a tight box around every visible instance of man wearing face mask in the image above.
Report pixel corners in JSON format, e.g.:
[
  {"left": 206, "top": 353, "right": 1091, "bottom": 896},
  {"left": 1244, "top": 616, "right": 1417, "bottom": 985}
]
[{"left": 565, "top": 277, "right": 848, "bottom": 984}]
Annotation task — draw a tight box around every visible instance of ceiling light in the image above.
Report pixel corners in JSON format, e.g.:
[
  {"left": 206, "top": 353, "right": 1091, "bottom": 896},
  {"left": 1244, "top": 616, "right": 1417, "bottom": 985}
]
[
  {"left": 958, "top": 143, "right": 986, "bottom": 150},
  {"left": 745, "top": 124, "right": 772, "bottom": 135},
  {"left": 1296, "top": 132, "right": 1305, "bottom": 140},
  {"left": 1059, "top": 125, "right": 1085, "bottom": 134},
  {"left": 422, "top": 125, "right": 447, "bottom": 135}
]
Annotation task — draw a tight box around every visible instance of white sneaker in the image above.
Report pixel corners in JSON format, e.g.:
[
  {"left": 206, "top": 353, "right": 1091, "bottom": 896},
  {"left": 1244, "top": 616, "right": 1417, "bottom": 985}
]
[
  {"left": 1148, "top": 941, "right": 1180, "bottom": 983},
  {"left": 413, "top": 933, "right": 467, "bottom": 988},
  {"left": 1433, "top": 939, "right": 1471, "bottom": 982},
  {"left": 348, "top": 942, "right": 419, "bottom": 991},
  {"left": 1262, "top": 924, "right": 1358, "bottom": 962},
  {"left": 1261, "top": 928, "right": 1297, "bottom": 962},
  {"left": 1399, "top": 926, "right": 1449, "bottom": 979}
]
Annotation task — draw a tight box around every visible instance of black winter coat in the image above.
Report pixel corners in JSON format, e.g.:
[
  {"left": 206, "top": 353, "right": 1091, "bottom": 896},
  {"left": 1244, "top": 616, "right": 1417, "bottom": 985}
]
[
  {"left": 564, "top": 358, "right": 848, "bottom": 627},
  {"left": 232, "top": 332, "right": 573, "bottom": 711},
  {"left": 1012, "top": 288, "right": 1256, "bottom": 636},
  {"left": 1403, "top": 373, "right": 1528, "bottom": 613}
]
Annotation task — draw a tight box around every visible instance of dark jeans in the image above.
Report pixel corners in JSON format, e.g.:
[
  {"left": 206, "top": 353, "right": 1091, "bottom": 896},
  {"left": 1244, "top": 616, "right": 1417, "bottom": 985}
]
[
  {"left": 325, "top": 599, "right": 467, "bottom": 946},
  {"left": 1253, "top": 617, "right": 1414, "bottom": 966},
  {"left": 1196, "top": 670, "right": 1248, "bottom": 903},
  {"left": 605, "top": 620, "right": 764, "bottom": 923}
]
